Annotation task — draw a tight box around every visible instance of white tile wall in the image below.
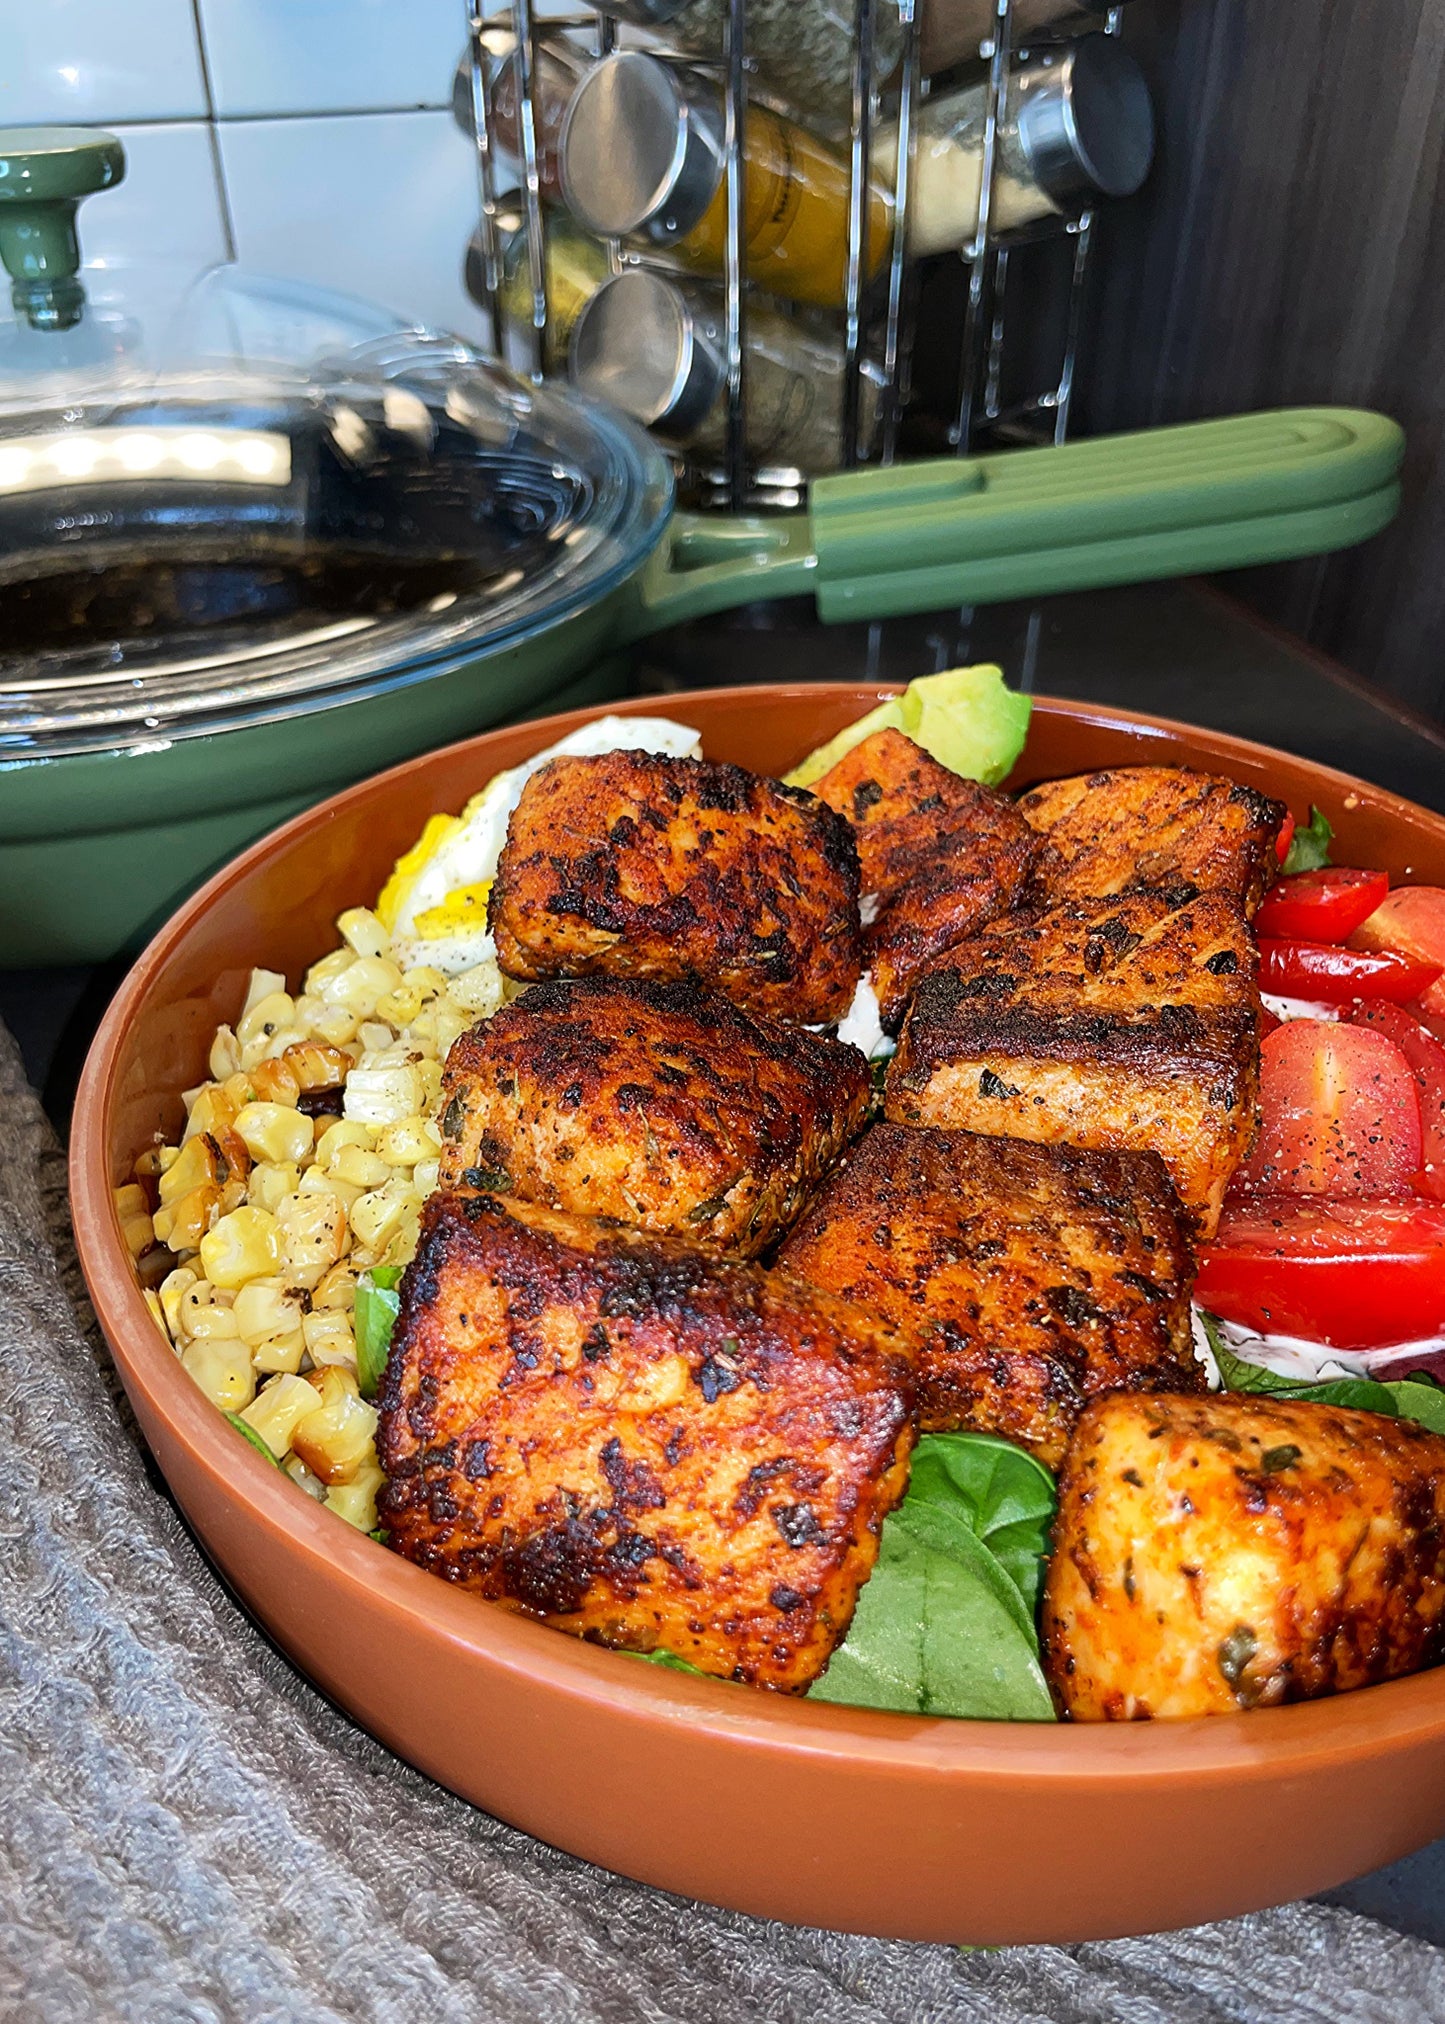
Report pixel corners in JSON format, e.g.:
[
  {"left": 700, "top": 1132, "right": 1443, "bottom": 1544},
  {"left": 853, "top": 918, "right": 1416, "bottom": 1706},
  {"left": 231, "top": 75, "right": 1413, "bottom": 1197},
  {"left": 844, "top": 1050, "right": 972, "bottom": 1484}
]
[{"left": 2, "top": 0, "right": 486, "bottom": 344}]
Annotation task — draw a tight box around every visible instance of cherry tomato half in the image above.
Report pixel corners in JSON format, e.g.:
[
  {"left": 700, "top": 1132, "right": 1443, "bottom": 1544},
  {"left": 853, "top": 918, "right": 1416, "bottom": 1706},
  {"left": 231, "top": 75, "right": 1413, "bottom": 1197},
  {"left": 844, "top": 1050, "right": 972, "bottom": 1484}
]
[
  {"left": 1350, "top": 1001, "right": 1445, "bottom": 1202},
  {"left": 1233, "top": 1019, "right": 1421, "bottom": 1196},
  {"left": 1257, "top": 937, "right": 1443, "bottom": 1004},
  {"left": 1196, "top": 1195, "right": 1445, "bottom": 1350},
  {"left": 1352, "top": 887, "right": 1445, "bottom": 1020},
  {"left": 1255, "top": 867, "right": 1388, "bottom": 943},
  {"left": 1275, "top": 812, "right": 1296, "bottom": 864}
]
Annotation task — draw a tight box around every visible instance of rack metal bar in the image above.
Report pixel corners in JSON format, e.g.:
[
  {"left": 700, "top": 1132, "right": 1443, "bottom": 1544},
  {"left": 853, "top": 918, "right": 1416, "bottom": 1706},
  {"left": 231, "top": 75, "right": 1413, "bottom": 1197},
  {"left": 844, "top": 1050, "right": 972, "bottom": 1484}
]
[
  {"left": 511, "top": 0, "right": 549, "bottom": 379},
  {"left": 842, "top": 0, "right": 874, "bottom": 468},
  {"left": 952, "top": 0, "right": 1013, "bottom": 452},
  {"left": 721, "top": 0, "right": 749, "bottom": 507},
  {"left": 879, "top": 0, "right": 918, "bottom": 463},
  {"left": 463, "top": 0, "right": 503, "bottom": 343}
]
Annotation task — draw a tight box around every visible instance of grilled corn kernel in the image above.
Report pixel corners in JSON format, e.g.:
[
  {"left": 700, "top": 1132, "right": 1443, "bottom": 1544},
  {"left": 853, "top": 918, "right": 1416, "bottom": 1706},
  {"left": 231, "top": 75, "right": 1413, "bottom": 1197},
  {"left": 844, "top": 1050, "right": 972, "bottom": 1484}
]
[
  {"left": 248, "top": 1056, "right": 301, "bottom": 1107},
  {"left": 411, "top": 1158, "right": 440, "bottom": 1199},
  {"left": 330, "top": 1143, "right": 391, "bottom": 1191},
  {"left": 375, "top": 1114, "right": 440, "bottom": 1167},
  {"left": 323, "top": 955, "right": 404, "bottom": 1018},
  {"left": 159, "top": 1266, "right": 198, "bottom": 1342},
  {"left": 349, "top": 1178, "right": 412, "bottom": 1257},
  {"left": 376, "top": 981, "right": 435, "bottom": 1028},
  {"left": 343, "top": 1062, "right": 425, "bottom": 1127},
  {"left": 299, "top": 1167, "right": 366, "bottom": 1212},
  {"left": 241, "top": 967, "right": 287, "bottom": 1019},
  {"left": 179, "top": 1278, "right": 237, "bottom": 1335},
  {"left": 121, "top": 1210, "right": 155, "bottom": 1261},
  {"left": 159, "top": 1132, "right": 221, "bottom": 1206},
  {"left": 143, "top": 1288, "right": 167, "bottom": 1336},
  {"left": 305, "top": 948, "right": 356, "bottom": 996},
  {"left": 181, "top": 1336, "right": 255, "bottom": 1411},
  {"left": 241, "top": 1372, "right": 319, "bottom": 1456},
  {"left": 113, "top": 1182, "right": 149, "bottom": 1220},
  {"left": 316, "top": 1119, "right": 374, "bottom": 1167},
  {"left": 276, "top": 1190, "right": 349, "bottom": 1286},
  {"left": 302, "top": 1309, "right": 356, "bottom": 1367},
  {"left": 246, "top": 1159, "right": 301, "bottom": 1216},
  {"left": 337, "top": 907, "right": 389, "bottom": 960},
  {"left": 325, "top": 1460, "right": 386, "bottom": 1532},
  {"left": 357, "top": 1021, "right": 397, "bottom": 1056},
  {"left": 153, "top": 1183, "right": 222, "bottom": 1254},
  {"left": 132, "top": 1145, "right": 171, "bottom": 1183},
  {"left": 310, "top": 1261, "right": 358, "bottom": 1312},
  {"left": 235, "top": 1102, "right": 314, "bottom": 1166},
  {"left": 236, "top": 989, "right": 295, "bottom": 1050},
  {"left": 252, "top": 1328, "right": 307, "bottom": 1375},
  {"left": 208, "top": 1024, "right": 243, "bottom": 1080},
  {"left": 199, "top": 1206, "right": 282, "bottom": 1289},
  {"left": 291, "top": 1366, "right": 379, "bottom": 1485},
  {"left": 221, "top": 1070, "right": 260, "bottom": 1111},
  {"left": 284, "top": 1454, "right": 329, "bottom": 1500},
  {"left": 182, "top": 1084, "right": 238, "bottom": 1146},
  {"left": 449, "top": 962, "right": 505, "bottom": 1017},
  {"left": 280, "top": 1040, "right": 353, "bottom": 1093},
  {"left": 233, "top": 1277, "right": 305, "bottom": 1346}
]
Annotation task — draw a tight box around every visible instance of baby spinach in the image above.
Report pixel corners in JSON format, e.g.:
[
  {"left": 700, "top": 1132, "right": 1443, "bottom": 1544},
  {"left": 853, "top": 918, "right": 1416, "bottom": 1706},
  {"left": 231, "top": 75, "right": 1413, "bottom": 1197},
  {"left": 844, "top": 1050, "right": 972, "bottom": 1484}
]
[
  {"left": 809, "top": 1432, "right": 1056, "bottom": 1722},
  {"left": 355, "top": 1265, "right": 404, "bottom": 1400},
  {"left": 1206, "top": 1314, "right": 1445, "bottom": 1435},
  {"left": 1281, "top": 804, "right": 1335, "bottom": 874}
]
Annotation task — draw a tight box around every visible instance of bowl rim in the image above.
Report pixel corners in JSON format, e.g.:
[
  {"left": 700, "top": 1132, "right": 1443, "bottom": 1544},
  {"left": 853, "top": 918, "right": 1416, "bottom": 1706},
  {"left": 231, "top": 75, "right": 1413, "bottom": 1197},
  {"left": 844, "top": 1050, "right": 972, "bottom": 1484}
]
[{"left": 68, "top": 680, "right": 1445, "bottom": 1786}]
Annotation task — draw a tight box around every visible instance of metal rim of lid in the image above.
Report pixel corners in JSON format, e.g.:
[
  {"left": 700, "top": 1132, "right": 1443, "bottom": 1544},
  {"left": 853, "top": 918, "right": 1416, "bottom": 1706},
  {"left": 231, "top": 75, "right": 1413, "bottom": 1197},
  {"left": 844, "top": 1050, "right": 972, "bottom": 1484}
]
[
  {"left": 570, "top": 269, "right": 724, "bottom": 439},
  {"left": 560, "top": 51, "right": 723, "bottom": 243},
  {"left": 1015, "top": 34, "right": 1155, "bottom": 211}
]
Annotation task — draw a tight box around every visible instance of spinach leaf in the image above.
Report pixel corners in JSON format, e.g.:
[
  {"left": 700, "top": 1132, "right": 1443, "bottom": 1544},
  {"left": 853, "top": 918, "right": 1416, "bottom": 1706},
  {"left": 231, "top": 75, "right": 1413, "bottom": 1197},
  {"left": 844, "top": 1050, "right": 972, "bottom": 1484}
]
[
  {"left": 809, "top": 1431, "right": 1056, "bottom": 1722},
  {"left": 355, "top": 1265, "right": 404, "bottom": 1400},
  {"left": 1282, "top": 804, "right": 1334, "bottom": 874},
  {"left": 1207, "top": 1314, "right": 1445, "bottom": 1433},
  {"left": 631, "top": 1648, "right": 710, "bottom": 1677}
]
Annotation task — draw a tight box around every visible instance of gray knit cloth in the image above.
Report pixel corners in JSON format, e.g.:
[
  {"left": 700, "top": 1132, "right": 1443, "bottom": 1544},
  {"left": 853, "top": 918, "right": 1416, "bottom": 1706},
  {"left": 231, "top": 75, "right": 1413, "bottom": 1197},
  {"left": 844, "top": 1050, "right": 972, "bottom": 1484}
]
[{"left": 3, "top": 1023, "right": 1443, "bottom": 2024}]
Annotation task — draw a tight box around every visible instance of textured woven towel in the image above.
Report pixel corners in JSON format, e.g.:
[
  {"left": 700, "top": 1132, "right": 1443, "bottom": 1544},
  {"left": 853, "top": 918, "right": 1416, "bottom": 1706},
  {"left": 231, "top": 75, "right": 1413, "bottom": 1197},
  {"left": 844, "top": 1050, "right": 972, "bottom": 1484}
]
[{"left": 4, "top": 1022, "right": 1445, "bottom": 2024}]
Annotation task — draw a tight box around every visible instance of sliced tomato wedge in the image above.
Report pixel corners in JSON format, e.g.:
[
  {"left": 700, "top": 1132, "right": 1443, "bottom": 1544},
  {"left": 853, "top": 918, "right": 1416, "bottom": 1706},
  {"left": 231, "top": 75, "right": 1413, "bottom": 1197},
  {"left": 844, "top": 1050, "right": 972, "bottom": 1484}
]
[
  {"left": 1351, "top": 887, "right": 1445, "bottom": 1019},
  {"left": 1196, "top": 1195, "right": 1445, "bottom": 1350},
  {"left": 1275, "top": 811, "right": 1296, "bottom": 865},
  {"left": 1255, "top": 867, "right": 1388, "bottom": 943},
  {"left": 1349, "top": 1001, "right": 1445, "bottom": 1201},
  {"left": 1234, "top": 1019, "right": 1422, "bottom": 1195},
  {"left": 1257, "top": 937, "right": 1442, "bottom": 1004}
]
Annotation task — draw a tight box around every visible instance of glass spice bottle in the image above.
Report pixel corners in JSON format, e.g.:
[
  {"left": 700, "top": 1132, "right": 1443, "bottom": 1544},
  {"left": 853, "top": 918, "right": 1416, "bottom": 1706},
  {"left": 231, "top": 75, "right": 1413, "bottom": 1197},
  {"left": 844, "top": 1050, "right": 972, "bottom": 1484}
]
[
  {"left": 465, "top": 190, "right": 613, "bottom": 374},
  {"left": 876, "top": 34, "right": 1154, "bottom": 256},
  {"left": 452, "top": 32, "right": 585, "bottom": 207},
  {"left": 917, "top": 0, "right": 1133, "bottom": 80},
  {"left": 559, "top": 51, "right": 893, "bottom": 312},
  {"left": 569, "top": 267, "right": 881, "bottom": 475}
]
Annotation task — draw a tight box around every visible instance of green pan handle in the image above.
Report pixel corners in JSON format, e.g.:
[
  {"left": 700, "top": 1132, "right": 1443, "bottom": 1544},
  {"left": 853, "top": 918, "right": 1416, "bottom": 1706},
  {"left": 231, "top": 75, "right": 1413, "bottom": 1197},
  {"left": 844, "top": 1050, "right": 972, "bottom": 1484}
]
[{"left": 621, "top": 406, "right": 1403, "bottom": 638}]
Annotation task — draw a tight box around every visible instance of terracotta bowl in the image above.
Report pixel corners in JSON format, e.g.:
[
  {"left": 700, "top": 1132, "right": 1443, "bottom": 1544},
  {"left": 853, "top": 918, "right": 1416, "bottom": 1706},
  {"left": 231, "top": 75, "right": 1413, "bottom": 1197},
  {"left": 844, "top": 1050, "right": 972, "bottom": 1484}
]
[{"left": 71, "top": 684, "right": 1445, "bottom": 1945}]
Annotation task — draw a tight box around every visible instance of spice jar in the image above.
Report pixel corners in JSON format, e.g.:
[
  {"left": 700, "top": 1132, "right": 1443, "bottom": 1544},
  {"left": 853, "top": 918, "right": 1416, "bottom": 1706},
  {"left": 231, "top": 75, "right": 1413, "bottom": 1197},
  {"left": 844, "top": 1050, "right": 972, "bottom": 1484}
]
[
  {"left": 917, "top": 0, "right": 1132, "bottom": 78},
  {"left": 569, "top": 267, "right": 880, "bottom": 474},
  {"left": 465, "top": 190, "right": 613, "bottom": 373},
  {"left": 452, "top": 32, "right": 585, "bottom": 206},
  {"left": 597, "top": 0, "right": 904, "bottom": 133},
  {"left": 877, "top": 34, "right": 1154, "bottom": 255},
  {"left": 559, "top": 51, "right": 892, "bottom": 311}
]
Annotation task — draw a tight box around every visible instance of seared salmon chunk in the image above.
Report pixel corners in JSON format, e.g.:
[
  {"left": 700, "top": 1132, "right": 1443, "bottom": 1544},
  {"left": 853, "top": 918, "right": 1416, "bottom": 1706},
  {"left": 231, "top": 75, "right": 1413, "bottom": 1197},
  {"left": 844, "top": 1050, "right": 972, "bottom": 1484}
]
[
  {"left": 885, "top": 888, "right": 1259, "bottom": 1235},
  {"left": 1019, "top": 765, "right": 1285, "bottom": 916},
  {"left": 780, "top": 1124, "right": 1199, "bottom": 1466},
  {"left": 812, "top": 730, "right": 1037, "bottom": 1029},
  {"left": 436, "top": 975, "right": 869, "bottom": 1256},
  {"left": 488, "top": 750, "right": 862, "bottom": 1024},
  {"left": 1044, "top": 1392, "right": 1445, "bottom": 1720},
  {"left": 378, "top": 1191, "right": 914, "bottom": 1691}
]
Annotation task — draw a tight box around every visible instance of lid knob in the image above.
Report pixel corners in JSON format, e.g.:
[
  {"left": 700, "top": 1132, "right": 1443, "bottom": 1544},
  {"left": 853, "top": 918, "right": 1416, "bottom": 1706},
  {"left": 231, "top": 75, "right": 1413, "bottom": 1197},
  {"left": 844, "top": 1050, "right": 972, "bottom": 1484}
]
[{"left": 0, "top": 126, "right": 125, "bottom": 332}]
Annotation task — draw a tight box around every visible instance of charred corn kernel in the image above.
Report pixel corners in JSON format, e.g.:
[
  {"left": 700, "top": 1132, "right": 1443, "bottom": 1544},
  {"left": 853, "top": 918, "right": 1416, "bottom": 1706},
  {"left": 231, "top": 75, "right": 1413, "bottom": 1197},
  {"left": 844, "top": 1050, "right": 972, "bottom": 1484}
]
[
  {"left": 322, "top": 955, "right": 404, "bottom": 1018},
  {"left": 208, "top": 1024, "right": 242, "bottom": 1080},
  {"left": 247, "top": 1159, "right": 301, "bottom": 1216},
  {"left": 411, "top": 1158, "right": 440, "bottom": 1198},
  {"left": 449, "top": 962, "right": 505, "bottom": 1017},
  {"left": 303, "top": 1310, "right": 356, "bottom": 1367},
  {"left": 291, "top": 1366, "right": 379, "bottom": 1484},
  {"left": 349, "top": 1178, "right": 412, "bottom": 1256},
  {"left": 325, "top": 1460, "right": 386, "bottom": 1532},
  {"left": 113, "top": 1182, "right": 149, "bottom": 1220},
  {"left": 310, "top": 1261, "right": 357, "bottom": 1312},
  {"left": 337, "top": 907, "right": 389, "bottom": 960},
  {"left": 235, "top": 1102, "right": 314, "bottom": 1166},
  {"left": 121, "top": 1210, "right": 155, "bottom": 1260},
  {"left": 284, "top": 1454, "right": 329, "bottom": 1501},
  {"left": 283, "top": 1040, "right": 353, "bottom": 1093},
  {"left": 233, "top": 1277, "right": 305, "bottom": 1346},
  {"left": 330, "top": 1143, "right": 390, "bottom": 1191},
  {"left": 153, "top": 1183, "right": 222, "bottom": 1254},
  {"left": 241, "top": 1371, "right": 319, "bottom": 1455},
  {"left": 133, "top": 1144, "right": 171, "bottom": 1183},
  {"left": 241, "top": 967, "right": 288, "bottom": 1020},
  {"left": 181, "top": 1082, "right": 237, "bottom": 1146},
  {"left": 252, "top": 1328, "right": 307, "bottom": 1376},
  {"left": 182, "top": 1336, "right": 255, "bottom": 1411},
  {"left": 343, "top": 1062, "right": 425, "bottom": 1127},
  {"left": 375, "top": 1115, "right": 440, "bottom": 1167},
  {"left": 316, "top": 1119, "right": 374, "bottom": 1167},
  {"left": 159, "top": 1266, "right": 198, "bottom": 1341},
  {"left": 248, "top": 1056, "right": 300, "bottom": 1107},
  {"left": 199, "top": 1205, "right": 281, "bottom": 1289},
  {"left": 241, "top": 1026, "right": 306, "bottom": 1074},
  {"left": 276, "top": 1190, "right": 349, "bottom": 1285},
  {"left": 236, "top": 990, "right": 295, "bottom": 1050},
  {"left": 159, "top": 1132, "right": 222, "bottom": 1205}
]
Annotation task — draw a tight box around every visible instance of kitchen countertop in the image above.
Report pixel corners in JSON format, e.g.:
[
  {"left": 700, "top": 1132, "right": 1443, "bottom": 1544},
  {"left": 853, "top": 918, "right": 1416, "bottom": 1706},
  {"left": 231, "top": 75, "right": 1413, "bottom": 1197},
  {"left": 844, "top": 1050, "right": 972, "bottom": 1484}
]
[{"left": 7, "top": 573, "right": 1445, "bottom": 1957}]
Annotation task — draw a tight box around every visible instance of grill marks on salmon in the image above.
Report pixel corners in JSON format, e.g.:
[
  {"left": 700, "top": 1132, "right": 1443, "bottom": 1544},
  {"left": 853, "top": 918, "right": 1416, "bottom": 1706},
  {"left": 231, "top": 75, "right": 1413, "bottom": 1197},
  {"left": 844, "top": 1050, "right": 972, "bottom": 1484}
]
[
  {"left": 885, "top": 888, "right": 1260, "bottom": 1236},
  {"left": 436, "top": 976, "right": 870, "bottom": 1257},
  {"left": 1019, "top": 765, "right": 1286, "bottom": 916},
  {"left": 488, "top": 750, "right": 863, "bottom": 1024},
  {"left": 378, "top": 1191, "right": 914, "bottom": 1691},
  {"left": 780, "top": 1123, "right": 1199, "bottom": 1467}
]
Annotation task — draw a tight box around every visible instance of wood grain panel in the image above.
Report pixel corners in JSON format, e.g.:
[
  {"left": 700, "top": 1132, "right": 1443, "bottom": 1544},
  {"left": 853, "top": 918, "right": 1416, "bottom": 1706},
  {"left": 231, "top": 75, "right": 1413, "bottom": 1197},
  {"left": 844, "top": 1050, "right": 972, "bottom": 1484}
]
[{"left": 1078, "top": 0, "right": 1445, "bottom": 721}]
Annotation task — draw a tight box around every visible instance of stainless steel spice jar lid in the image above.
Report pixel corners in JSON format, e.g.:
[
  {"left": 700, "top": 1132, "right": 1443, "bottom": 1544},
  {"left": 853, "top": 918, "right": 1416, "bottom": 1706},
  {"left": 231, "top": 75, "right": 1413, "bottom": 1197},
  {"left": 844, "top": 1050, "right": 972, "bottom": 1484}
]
[
  {"left": 1014, "top": 35, "right": 1154, "bottom": 210},
  {"left": 560, "top": 52, "right": 725, "bottom": 247},
  {"left": 570, "top": 268, "right": 724, "bottom": 437}
]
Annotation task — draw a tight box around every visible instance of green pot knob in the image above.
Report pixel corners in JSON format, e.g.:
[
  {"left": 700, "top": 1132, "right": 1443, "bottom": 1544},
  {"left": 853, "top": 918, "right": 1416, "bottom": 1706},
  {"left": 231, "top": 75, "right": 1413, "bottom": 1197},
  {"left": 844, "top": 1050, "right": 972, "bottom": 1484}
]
[{"left": 0, "top": 126, "right": 125, "bottom": 332}]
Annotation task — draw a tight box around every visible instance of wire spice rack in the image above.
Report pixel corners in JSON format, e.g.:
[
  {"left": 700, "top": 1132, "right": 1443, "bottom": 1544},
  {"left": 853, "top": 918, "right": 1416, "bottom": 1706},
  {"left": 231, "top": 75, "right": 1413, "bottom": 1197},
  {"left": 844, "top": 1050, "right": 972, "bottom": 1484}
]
[{"left": 460, "top": 0, "right": 1130, "bottom": 513}]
